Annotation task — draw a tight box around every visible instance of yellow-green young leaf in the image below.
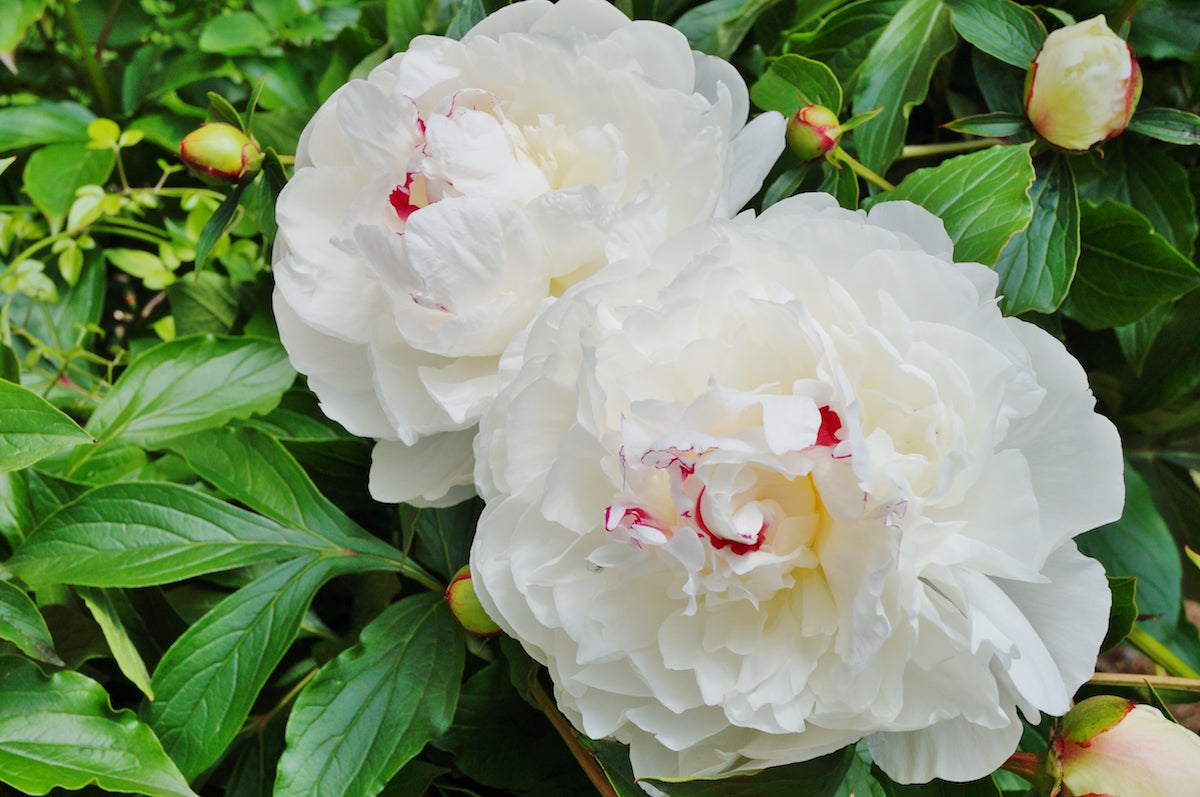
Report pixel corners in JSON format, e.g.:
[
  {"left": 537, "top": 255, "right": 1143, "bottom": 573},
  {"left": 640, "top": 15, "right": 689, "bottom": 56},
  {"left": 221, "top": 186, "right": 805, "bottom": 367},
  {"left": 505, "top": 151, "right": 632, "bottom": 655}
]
[
  {"left": 105, "top": 248, "right": 176, "bottom": 290},
  {"left": 86, "top": 118, "right": 121, "bottom": 149},
  {"left": 865, "top": 143, "right": 1035, "bottom": 268},
  {"left": 22, "top": 143, "right": 115, "bottom": 228},
  {"left": 0, "top": 581, "right": 61, "bottom": 665},
  {"left": 150, "top": 556, "right": 358, "bottom": 778},
  {"left": 851, "top": 0, "right": 957, "bottom": 175},
  {"left": 0, "top": 379, "right": 92, "bottom": 471},
  {"left": 275, "top": 594, "right": 465, "bottom": 797},
  {"left": 0, "top": 656, "right": 198, "bottom": 797}
]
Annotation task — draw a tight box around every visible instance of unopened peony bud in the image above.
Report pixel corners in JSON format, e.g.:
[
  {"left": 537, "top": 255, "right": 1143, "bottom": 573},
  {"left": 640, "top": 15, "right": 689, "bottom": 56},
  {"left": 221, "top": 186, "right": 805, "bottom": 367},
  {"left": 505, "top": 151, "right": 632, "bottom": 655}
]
[
  {"left": 1050, "top": 695, "right": 1200, "bottom": 796},
  {"left": 1024, "top": 15, "right": 1142, "bottom": 151},
  {"left": 785, "top": 104, "right": 841, "bottom": 162},
  {"left": 445, "top": 565, "right": 501, "bottom": 636},
  {"left": 179, "top": 123, "right": 263, "bottom": 184}
]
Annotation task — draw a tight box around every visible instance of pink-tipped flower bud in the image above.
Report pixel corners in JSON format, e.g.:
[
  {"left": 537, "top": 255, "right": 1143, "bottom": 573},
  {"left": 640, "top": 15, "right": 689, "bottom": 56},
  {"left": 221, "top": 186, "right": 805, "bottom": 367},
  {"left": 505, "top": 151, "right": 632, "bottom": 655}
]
[
  {"left": 1024, "top": 15, "right": 1142, "bottom": 151},
  {"left": 179, "top": 122, "right": 263, "bottom": 184},
  {"left": 445, "top": 565, "right": 501, "bottom": 637},
  {"left": 1050, "top": 695, "right": 1200, "bottom": 796},
  {"left": 785, "top": 104, "right": 841, "bottom": 162}
]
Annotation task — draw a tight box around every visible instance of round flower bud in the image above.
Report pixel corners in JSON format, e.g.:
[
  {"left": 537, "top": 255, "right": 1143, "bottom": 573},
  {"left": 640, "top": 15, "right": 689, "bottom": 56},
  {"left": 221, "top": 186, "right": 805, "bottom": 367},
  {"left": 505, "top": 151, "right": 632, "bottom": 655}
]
[
  {"left": 445, "top": 565, "right": 501, "bottom": 636},
  {"left": 179, "top": 122, "right": 263, "bottom": 184},
  {"left": 1024, "top": 15, "right": 1142, "bottom": 151},
  {"left": 785, "top": 104, "right": 841, "bottom": 161},
  {"left": 1052, "top": 696, "right": 1200, "bottom": 797}
]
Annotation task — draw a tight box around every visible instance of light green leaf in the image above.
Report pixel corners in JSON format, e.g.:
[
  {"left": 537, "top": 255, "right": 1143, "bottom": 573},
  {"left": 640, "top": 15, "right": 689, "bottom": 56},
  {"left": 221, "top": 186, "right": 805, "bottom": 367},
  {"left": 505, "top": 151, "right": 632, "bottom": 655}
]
[
  {"left": 992, "top": 153, "right": 1078, "bottom": 314},
  {"left": 275, "top": 594, "right": 465, "bottom": 797},
  {"left": 105, "top": 248, "right": 176, "bottom": 290},
  {"left": 866, "top": 143, "right": 1035, "bottom": 267},
  {"left": 445, "top": 0, "right": 486, "bottom": 39},
  {"left": 22, "top": 143, "right": 115, "bottom": 227},
  {"left": 0, "top": 0, "right": 49, "bottom": 71},
  {"left": 942, "top": 0, "right": 1046, "bottom": 68},
  {"left": 1128, "top": 107, "right": 1200, "bottom": 146},
  {"left": 1068, "top": 200, "right": 1200, "bottom": 329},
  {"left": 643, "top": 746, "right": 853, "bottom": 796},
  {"left": 75, "top": 334, "right": 294, "bottom": 456},
  {"left": 751, "top": 54, "right": 842, "bottom": 116},
  {"left": 851, "top": 0, "right": 957, "bottom": 175},
  {"left": 0, "top": 101, "right": 94, "bottom": 153},
  {"left": 166, "top": 271, "right": 239, "bottom": 336},
  {"left": 149, "top": 555, "right": 356, "bottom": 779},
  {"left": 7, "top": 482, "right": 385, "bottom": 588},
  {"left": 0, "top": 581, "right": 61, "bottom": 665},
  {"left": 386, "top": 0, "right": 437, "bottom": 52},
  {"left": 199, "top": 11, "right": 274, "bottom": 55},
  {"left": 0, "top": 656, "right": 197, "bottom": 797},
  {"left": 0, "top": 379, "right": 92, "bottom": 472},
  {"left": 77, "top": 587, "right": 154, "bottom": 699}
]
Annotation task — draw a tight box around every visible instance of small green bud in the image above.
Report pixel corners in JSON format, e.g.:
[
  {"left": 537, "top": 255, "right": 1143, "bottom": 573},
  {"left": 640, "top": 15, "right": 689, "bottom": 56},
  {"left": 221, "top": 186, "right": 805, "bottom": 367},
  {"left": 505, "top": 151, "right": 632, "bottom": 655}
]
[
  {"left": 785, "top": 104, "right": 841, "bottom": 162},
  {"left": 179, "top": 122, "right": 263, "bottom": 184},
  {"left": 446, "top": 565, "right": 502, "bottom": 637}
]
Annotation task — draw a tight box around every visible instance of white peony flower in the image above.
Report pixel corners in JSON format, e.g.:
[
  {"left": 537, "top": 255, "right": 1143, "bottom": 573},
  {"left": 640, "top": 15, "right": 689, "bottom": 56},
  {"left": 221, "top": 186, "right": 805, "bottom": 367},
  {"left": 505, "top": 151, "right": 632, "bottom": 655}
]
[
  {"left": 271, "top": 0, "right": 785, "bottom": 506},
  {"left": 470, "top": 194, "right": 1124, "bottom": 785}
]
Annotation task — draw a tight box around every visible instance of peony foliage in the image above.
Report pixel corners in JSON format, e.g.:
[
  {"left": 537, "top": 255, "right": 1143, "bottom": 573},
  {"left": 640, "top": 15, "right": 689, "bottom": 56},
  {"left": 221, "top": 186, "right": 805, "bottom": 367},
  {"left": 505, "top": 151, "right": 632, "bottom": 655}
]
[{"left": 1, "top": 1, "right": 1200, "bottom": 796}]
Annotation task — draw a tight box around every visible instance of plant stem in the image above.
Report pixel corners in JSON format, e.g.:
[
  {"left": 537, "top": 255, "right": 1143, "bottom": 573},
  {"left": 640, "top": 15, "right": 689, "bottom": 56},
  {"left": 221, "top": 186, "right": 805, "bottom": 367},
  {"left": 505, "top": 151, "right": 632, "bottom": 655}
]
[
  {"left": 1088, "top": 671, "right": 1200, "bottom": 692},
  {"left": 833, "top": 147, "right": 895, "bottom": 191},
  {"left": 60, "top": 0, "right": 115, "bottom": 117},
  {"left": 1127, "top": 625, "right": 1200, "bottom": 679},
  {"left": 530, "top": 679, "right": 619, "bottom": 797},
  {"left": 900, "top": 138, "right": 1004, "bottom": 159},
  {"left": 1000, "top": 750, "right": 1040, "bottom": 781}
]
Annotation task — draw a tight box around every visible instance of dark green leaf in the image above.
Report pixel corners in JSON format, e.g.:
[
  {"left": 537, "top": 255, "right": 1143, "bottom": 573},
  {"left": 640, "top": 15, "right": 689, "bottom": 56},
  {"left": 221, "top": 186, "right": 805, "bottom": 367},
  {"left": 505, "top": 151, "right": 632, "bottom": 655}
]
[
  {"left": 0, "top": 581, "right": 61, "bottom": 665},
  {"left": 199, "top": 11, "right": 274, "bottom": 55},
  {"left": 993, "top": 153, "right": 1078, "bottom": 314},
  {"left": 403, "top": 499, "right": 482, "bottom": 581},
  {"left": 206, "top": 92, "right": 245, "bottom": 131},
  {"left": 7, "top": 482, "right": 374, "bottom": 588},
  {"left": 851, "top": 0, "right": 957, "bottom": 174},
  {"left": 1068, "top": 200, "right": 1200, "bottom": 329},
  {"left": 195, "top": 183, "right": 247, "bottom": 269},
  {"left": 275, "top": 594, "right": 465, "bottom": 797},
  {"left": 1128, "top": 0, "right": 1200, "bottom": 61},
  {"left": 22, "top": 143, "right": 115, "bottom": 226},
  {"left": 167, "top": 271, "right": 239, "bottom": 336},
  {"left": 785, "top": 0, "right": 907, "bottom": 94},
  {"left": 0, "top": 470, "right": 34, "bottom": 551},
  {"left": 224, "top": 712, "right": 287, "bottom": 797},
  {"left": 1115, "top": 303, "right": 1170, "bottom": 378},
  {"left": 866, "top": 143, "right": 1035, "bottom": 267},
  {"left": 0, "top": 343, "right": 19, "bottom": 384},
  {"left": 150, "top": 555, "right": 356, "bottom": 779},
  {"left": 575, "top": 738, "right": 645, "bottom": 797},
  {"left": 0, "top": 379, "right": 92, "bottom": 471},
  {"left": 820, "top": 157, "right": 859, "bottom": 210},
  {"left": 386, "top": 0, "right": 435, "bottom": 52},
  {"left": 942, "top": 0, "right": 1046, "bottom": 68},
  {"left": 674, "top": 0, "right": 784, "bottom": 59},
  {"left": 751, "top": 54, "right": 842, "bottom": 115},
  {"left": 1103, "top": 575, "right": 1138, "bottom": 651},
  {"left": 1128, "top": 107, "right": 1200, "bottom": 146},
  {"left": 872, "top": 767, "right": 1002, "bottom": 797},
  {"left": 643, "top": 746, "right": 853, "bottom": 796},
  {"left": 0, "top": 102, "right": 94, "bottom": 153},
  {"left": 942, "top": 112, "right": 1031, "bottom": 137},
  {"left": 446, "top": 0, "right": 486, "bottom": 39},
  {"left": 1123, "top": 292, "right": 1200, "bottom": 413},
  {"left": 0, "top": 656, "right": 197, "bottom": 797},
  {"left": 836, "top": 752, "right": 886, "bottom": 797},
  {"left": 76, "top": 334, "right": 294, "bottom": 453},
  {"left": 1077, "top": 463, "right": 1181, "bottom": 632},
  {"left": 972, "top": 49, "right": 1026, "bottom": 116}
]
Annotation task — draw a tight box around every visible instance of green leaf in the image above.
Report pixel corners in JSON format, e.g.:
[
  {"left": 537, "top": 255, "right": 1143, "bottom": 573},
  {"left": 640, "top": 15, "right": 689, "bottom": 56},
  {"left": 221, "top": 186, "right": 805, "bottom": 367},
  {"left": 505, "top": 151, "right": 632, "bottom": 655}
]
[
  {"left": 386, "top": 0, "right": 436, "bottom": 52},
  {"left": 751, "top": 54, "right": 842, "bottom": 116},
  {"left": 78, "top": 334, "right": 294, "bottom": 452},
  {"left": 674, "top": 0, "right": 784, "bottom": 59},
  {"left": 149, "top": 555, "right": 355, "bottom": 779},
  {"left": 1127, "top": 107, "right": 1200, "bottom": 146},
  {"left": 445, "top": 0, "right": 486, "bottom": 39},
  {"left": 942, "top": 0, "right": 1045, "bottom": 68},
  {"left": 403, "top": 499, "right": 482, "bottom": 581},
  {"left": 1103, "top": 575, "right": 1138, "bottom": 652},
  {"left": 275, "top": 593, "right": 465, "bottom": 797},
  {"left": 0, "top": 581, "right": 61, "bottom": 665},
  {"left": 992, "top": 153, "right": 1078, "bottom": 315},
  {"left": 851, "top": 0, "right": 957, "bottom": 175},
  {"left": 22, "top": 143, "right": 115, "bottom": 227},
  {"left": 1115, "top": 304, "right": 1170, "bottom": 378},
  {"left": 196, "top": 183, "right": 247, "bottom": 269},
  {"left": 0, "top": 379, "right": 93, "bottom": 471},
  {"left": 1072, "top": 141, "right": 1197, "bottom": 259},
  {"left": 77, "top": 587, "right": 155, "bottom": 699},
  {"left": 820, "top": 157, "right": 860, "bottom": 210},
  {"left": 1077, "top": 463, "right": 1182, "bottom": 633},
  {"left": 0, "top": 0, "right": 49, "bottom": 69},
  {"left": 1128, "top": 0, "right": 1200, "bottom": 61},
  {"left": 167, "top": 271, "right": 239, "bottom": 336},
  {"left": 0, "top": 102, "right": 94, "bottom": 153},
  {"left": 643, "top": 746, "right": 853, "bottom": 796},
  {"left": 872, "top": 768, "right": 1002, "bottom": 796},
  {"left": 1123, "top": 293, "right": 1200, "bottom": 413},
  {"left": 198, "top": 11, "right": 274, "bottom": 55},
  {"left": 836, "top": 752, "right": 886, "bottom": 797},
  {"left": 0, "top": 656, "right": 197, "bottom": 797},
  {"left": 105, "top": 248, "right": 177, "bottom": 290},
  {"left": 866, "top": 143, "right": 1035, "bottom": 267},
  {"left": 942, "top": 111, "right": 1030, "bottom": 138},
  {"left": 7, "top": 482, "right": 373, "bottom": 588},
  {"left": 1068, "top": 200, "right": 1200, "bottom": 329},
  {"left": 0, "top": 470, "right": 35, "bottom": 550},
  {"left": 785, "top": 0, "right": 906, "bottom": 94}
]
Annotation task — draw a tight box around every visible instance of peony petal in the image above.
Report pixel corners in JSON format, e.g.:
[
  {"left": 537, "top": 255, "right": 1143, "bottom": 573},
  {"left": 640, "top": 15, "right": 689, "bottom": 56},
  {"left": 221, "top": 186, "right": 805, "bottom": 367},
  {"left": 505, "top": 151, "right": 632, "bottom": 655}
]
[
  {"left": 369, "top": 430, "right": 476, "bottom": 506},
  {"left": 867, "top": 707, "right": 1024, "bottom": 783}
]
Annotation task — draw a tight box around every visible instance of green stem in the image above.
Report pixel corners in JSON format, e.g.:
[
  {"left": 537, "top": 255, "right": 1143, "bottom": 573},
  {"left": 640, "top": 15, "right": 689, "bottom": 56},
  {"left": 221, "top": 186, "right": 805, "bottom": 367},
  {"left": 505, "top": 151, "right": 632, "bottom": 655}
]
[
  {"left": 1088, "top": 672, "right": 1200, "bottom": 692},
  {"left": 530, "top": 678, "right": 618, "bottom": 797},
  {"left": 999, "top": 751, "right": 1040, "bottom": 782},
  {"left": 833, "top": 147, "right": 895, "bottom": 191},
  {"left": 900, "top": 138, "right": 1004, "bottom": 159},
  {"left": 3, "top": 231, "right": 73, "bottom": 279},
  {"left": 1127, "top": 625, "right": 1200, "bottom": 679},
  {"left": 60, "top": 0, "right": 114, "bottom": 117}
]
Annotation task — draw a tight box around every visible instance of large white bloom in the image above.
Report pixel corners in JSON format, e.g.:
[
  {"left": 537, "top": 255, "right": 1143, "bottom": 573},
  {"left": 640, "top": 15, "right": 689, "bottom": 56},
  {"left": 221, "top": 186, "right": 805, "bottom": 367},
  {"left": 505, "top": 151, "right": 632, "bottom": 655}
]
[
  {"left": 271, "top": 0, "right": 785, "bottom": 505},
  {"left": 471, "top": 194, "right": 1124, "bottom": 785}
]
